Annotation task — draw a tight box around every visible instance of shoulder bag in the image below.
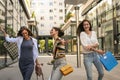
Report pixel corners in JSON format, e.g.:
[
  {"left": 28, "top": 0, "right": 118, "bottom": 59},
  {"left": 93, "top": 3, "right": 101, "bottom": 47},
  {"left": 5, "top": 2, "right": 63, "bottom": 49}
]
[
  {"left": 60, "top": 64, "right": 73, "bottom": 76},
  {"left": 3, "top": 41, "right": 18, "bottom": 60}
]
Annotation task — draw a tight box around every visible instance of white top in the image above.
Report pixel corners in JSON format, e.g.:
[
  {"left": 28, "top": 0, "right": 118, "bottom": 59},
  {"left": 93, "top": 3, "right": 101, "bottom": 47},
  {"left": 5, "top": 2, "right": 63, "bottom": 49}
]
[{"left": 80, "top": 31, "right": 99, "bottom": 54}]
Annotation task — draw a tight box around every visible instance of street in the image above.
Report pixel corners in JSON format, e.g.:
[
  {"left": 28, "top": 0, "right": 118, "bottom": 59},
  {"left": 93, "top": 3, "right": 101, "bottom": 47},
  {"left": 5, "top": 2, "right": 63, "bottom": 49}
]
[{"left": 0, "top": 55, "right": 120, "bottom": 80}]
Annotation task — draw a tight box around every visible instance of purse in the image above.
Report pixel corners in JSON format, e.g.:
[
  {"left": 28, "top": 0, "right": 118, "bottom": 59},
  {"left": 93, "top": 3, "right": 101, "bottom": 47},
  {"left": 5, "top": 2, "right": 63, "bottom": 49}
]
[
  {"left": 60, "top": 64, "right": 73, "bottom": 76},
  {"left": 99, "top": 51, "right": 118, "bottom": 71},
  {"left": 3, "top": 41, "right": 18, "bottom": 60},
  {"left": 35, "top": 64, "right": 44, "bottom": 80}
]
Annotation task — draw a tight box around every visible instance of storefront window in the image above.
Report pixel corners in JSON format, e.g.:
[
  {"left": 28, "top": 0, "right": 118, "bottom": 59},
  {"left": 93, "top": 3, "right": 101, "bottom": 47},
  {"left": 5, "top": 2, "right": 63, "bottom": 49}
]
[
  {"left": 116, "top": 4, "right": 120, "bottom": 17},
  {"left": 92, "top": 18, "right": 97, "bottom": 31},
  {"left": 116, "top": 19, "right": 120, "bottom": 54},
  {"left": 103, "top": 20, "right": 114, "bottom": 52}
]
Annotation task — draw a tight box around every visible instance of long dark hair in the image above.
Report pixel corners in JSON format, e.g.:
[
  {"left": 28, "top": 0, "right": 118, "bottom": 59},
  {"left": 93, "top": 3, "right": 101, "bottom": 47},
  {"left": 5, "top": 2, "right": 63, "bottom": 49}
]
[
  {"left": 53, "top": 27, "right": 64, "bottom": 37},
  {"left": 17, "top": 26, "right": 33, "bottom": 37},
  {"left": 77, "top": 19, "right": 92, "bottom": 36}
]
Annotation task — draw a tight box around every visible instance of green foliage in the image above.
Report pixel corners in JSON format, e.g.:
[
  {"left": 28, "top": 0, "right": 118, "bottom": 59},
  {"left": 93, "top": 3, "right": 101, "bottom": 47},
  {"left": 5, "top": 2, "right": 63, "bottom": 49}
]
[
  {"left": 6, "top": 25, "right": 16, "bottom": 36},
  {"left": 64, "top": 12, "right": 73, "bottom": 22},
  {"left": 39, "top": 40, "right": 45, "bottom": 50},
  {"left": 0, "top": 39, "right": 5, "bottom": 55},
  {"left": 48, "top": 40, "right": 53, "bottom": 50},
  {"left": 0, "top": 19, "right": 3, "bottom": 23},
  {"left": 38, "top": 39, "right": 53, "bottom": 52}
]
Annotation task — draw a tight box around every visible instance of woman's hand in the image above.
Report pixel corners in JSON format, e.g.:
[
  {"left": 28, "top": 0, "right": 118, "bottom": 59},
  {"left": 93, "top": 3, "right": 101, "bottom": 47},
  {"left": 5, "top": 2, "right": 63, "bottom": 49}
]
[
  {"left": 96, "top": 49, "right": 105, "bottom": 54},
  {"left": 91, "top": 48, "right": 105, "bottom": 54},
  {"left": 85, "top": 45, "right": 93, "bottom": 50},
  {"left": 0, "top": 26, "right": 5, "bottom": 32},
  {"left": 35, "top": 64, "right": 43, "bottom": 76},
  {"left": 92, "top": 43, "right": 99, "bottom": 48},
  {"left": 0, "top": 26, "right": 7, "bottom": 36}
]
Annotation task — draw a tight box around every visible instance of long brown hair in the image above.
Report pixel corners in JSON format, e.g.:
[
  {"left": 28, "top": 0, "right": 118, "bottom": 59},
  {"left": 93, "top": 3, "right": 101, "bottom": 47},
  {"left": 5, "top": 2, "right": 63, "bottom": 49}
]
[
  {"left": 77, "top": 19, "right": 92, "bottom": 36},
  {"left": 53, "top": 27, "right": 64, "bottom": 37},
  {"left": 17, "top": 26, "right": 33, "bottom": 37}
]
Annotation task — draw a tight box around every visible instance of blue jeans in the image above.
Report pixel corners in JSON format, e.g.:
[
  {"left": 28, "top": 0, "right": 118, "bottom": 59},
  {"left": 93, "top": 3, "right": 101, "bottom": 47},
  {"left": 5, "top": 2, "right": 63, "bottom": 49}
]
[
  {"left": 50, "top": 58, "right": 67, "bottom": 80},
  {"left": 83, "top": 52, "right": 104, "bottom": 80}
]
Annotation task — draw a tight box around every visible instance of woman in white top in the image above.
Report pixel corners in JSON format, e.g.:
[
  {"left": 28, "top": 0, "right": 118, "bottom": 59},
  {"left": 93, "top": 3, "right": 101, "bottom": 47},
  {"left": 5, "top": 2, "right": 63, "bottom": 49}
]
[{"left": 77, "top": 19, "right": 104, "bottom": 80}]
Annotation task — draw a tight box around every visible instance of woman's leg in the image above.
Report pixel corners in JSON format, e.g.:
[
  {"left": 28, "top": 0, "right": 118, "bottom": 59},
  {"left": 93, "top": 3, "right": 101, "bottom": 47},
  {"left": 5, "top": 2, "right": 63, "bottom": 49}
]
[
  {"left": 24, "top": 63, "right": 34, "bottom": 80},
  {"left": 93, "top": 53, "right": 104, "bottom": 80},
  {"left": 19, "top": 62, "right": 34, "bottom": 80},
  {"left": 84, "top": 54, "right": 93, "bottom": 80},
  {"left": 50, "top": 67, "right": 63, "bottom": 80}
]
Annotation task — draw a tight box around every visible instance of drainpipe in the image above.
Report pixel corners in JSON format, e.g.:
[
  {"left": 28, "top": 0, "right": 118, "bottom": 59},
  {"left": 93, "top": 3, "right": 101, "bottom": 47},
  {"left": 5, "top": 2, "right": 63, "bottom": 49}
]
[
  {"left": 74, "top": 6, "right": 81, "bottom": 68},
  {"left": 4, "top": 0, "right": 8, "bottom": 67}
]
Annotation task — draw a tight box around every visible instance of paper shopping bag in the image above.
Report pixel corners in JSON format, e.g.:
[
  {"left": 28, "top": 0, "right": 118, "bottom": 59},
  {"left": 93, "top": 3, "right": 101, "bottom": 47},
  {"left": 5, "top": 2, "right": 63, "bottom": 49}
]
[{"left": 99, "top": 51, "right": 118, "bottom": 71}]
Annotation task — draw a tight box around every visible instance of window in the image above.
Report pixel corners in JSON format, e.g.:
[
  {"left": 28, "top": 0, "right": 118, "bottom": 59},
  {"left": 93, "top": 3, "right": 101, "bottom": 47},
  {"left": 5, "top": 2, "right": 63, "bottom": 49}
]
[
  {"left": 40, "top": 24, "right": 44, "bottom": 27},
  {"left": 59, "top": 16, "right": 63, "bottom": 20},
  {"left": 49, "top": 2, "right": 53, "bottom": 6},
  {"left": 49, "top": 9, "right": 53, "bottom": 13},
  {"left": 49, "top": 16, "right": 53, "bottom": 20},
  {"left": 39, "top": 2, "right": 44, "bottom": 5},
  {"left": 40, "top": 16, "right": 44, "bottom": 20},
  {"left": 54, "top": 8, "right": 56, "bottom": 11},
  {"left": 59, "top": 9, "right": 63, "bottom": 13},
  {"left": 59, "top": 2, "right": 62, "bottom": 6},
  {"left": 54, "top": 1, "right": 56, "bottom": 4}
]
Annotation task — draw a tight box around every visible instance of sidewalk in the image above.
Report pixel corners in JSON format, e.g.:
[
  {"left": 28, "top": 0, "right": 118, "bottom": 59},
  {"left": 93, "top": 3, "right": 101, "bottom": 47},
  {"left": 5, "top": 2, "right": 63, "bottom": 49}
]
[{"left": 0, "top": 55, "right": 120, "bottom": 80}]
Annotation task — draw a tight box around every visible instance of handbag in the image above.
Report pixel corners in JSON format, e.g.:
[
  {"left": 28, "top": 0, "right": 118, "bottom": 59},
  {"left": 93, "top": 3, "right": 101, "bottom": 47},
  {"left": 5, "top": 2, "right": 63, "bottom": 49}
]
[
  {"left": 3, "top": 41, "right": 18, "bottom": 60},
  {"left": 35, "top": 64, "right": 44, "bottom": 80},
  {"left": 99, "top": 51, "right": 118, "bottom": 71},
  {"left": 60, "top": 64, "right": 73, "bottom": 76}
]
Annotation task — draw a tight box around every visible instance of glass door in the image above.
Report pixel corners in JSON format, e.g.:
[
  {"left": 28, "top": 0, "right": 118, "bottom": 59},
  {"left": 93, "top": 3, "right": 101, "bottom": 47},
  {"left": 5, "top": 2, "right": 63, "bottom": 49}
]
[{"left": 117, "top": 21, "right": 120, "bottom": 55}]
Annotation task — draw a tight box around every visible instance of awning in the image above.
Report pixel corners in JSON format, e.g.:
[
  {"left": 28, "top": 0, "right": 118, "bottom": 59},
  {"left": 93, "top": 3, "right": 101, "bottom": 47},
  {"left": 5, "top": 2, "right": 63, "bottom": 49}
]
[
  {"left": 81, "top": 0, "right": 102, "bottom": 16},
  {"left": 65, "top": 0, "right": 88, "bottom": 5}
]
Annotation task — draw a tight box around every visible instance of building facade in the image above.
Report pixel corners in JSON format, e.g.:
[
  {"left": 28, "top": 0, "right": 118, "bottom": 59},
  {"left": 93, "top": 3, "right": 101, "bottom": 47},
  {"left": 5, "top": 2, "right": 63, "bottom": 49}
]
[
  {"left": 63, "top": 0, "right": 120, "bottom": 58},
  {"left": 30, "top": 0, "right": 65, "bottom": 53},
  {"left": 30, "top": 0, "right": 65, "bottom": 36},
  {"left": 82, "top": 0, "right": 120, "bottom": 57}
]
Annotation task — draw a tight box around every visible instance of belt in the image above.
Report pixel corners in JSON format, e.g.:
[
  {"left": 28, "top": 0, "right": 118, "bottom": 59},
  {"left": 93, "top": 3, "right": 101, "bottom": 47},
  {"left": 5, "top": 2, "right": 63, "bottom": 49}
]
[{"left": 54, "top": 53, "right": 65, "bottom": 59}]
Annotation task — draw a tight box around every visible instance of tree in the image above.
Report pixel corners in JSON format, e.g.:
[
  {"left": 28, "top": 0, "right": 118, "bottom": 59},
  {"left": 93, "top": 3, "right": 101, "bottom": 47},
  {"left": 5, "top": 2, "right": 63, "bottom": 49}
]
[
  {"left": 6, "top": 25, "right": 15, "bottom": 36},
  {"left": 64, "top": 12, "right": 74, "bottom": 22},
  {"left": 39, "top": 40, "right": 45, "bottom": 52}
]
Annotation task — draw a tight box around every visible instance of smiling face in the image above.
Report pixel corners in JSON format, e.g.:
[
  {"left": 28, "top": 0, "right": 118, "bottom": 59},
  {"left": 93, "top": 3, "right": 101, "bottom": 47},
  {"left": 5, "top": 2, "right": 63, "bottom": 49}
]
[
  {"left": 50, "top": 28, "right": 58, "bottom": 37},
  {"left": 83, "top": 21, "right": 91, "bottom": 32},
  {"left": 22, "top": 29, "right": 29, "bottom": 39}
]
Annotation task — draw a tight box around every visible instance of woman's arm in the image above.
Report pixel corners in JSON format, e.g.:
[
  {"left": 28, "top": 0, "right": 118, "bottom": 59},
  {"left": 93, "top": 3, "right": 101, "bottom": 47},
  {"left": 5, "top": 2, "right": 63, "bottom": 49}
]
[
  {"left": 91, "top": 48, "right": 105, "bottom": 54},
  {"left": 91, "top": 31, "right": 99, "bottom": 48},
  {"left": 0, "top": 27, "right": 7, "bottom": 37},
  {"left": 0, "top": 27, "right": 18, "bottom": 42},
  {"left": 91, "top": 43, "right": 99, "bottom": 48},
  {"left": 35, "top": 58, "right": 40, "bottom": 65}
]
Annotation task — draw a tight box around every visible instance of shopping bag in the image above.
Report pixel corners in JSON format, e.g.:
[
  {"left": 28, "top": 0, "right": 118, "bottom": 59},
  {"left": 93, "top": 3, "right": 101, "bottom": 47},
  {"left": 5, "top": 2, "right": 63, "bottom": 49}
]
[
  {"left": 3, "top": 41, "right": 18, "bottom": 60},
  {"left": 99, "top": 51, "right": 118, "bottom": 71},
  {"left": 60, "top": 64, "right": 73, "bottom": 76}
]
